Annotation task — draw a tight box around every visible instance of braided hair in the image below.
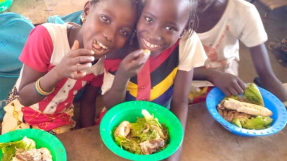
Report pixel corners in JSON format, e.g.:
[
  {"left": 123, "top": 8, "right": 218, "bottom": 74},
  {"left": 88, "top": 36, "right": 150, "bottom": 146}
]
[
  {"left": 181, "top": 0, "right": 198, "bottom": 39},
  {"left": 90, "top": 0, "right": 143, "bottom": 20}
]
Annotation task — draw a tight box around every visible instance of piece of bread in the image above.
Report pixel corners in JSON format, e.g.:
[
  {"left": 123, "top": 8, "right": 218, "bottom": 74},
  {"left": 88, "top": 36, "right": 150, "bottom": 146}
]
[
  {"left": 143, "top": 49, "right": 151, "bottom": 55},
  {"left": 223, "top": 98, "right": 272, "bottom": 117},
  {"left": 114, "top": 121, "right": 131, "bottom": 137}
]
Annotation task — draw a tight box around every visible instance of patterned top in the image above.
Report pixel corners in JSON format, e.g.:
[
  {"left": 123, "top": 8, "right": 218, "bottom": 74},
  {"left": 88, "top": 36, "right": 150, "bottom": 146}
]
[
  {"left": 102, "top": 33, "right": 207, "bottom": 107},
  {"left": 7, "top": 23, "right": 104, "bottom": 130}
]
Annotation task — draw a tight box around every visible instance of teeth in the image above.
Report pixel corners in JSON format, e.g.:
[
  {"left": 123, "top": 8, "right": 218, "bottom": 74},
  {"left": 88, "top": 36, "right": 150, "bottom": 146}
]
[
  {"left": 93, "top": 40, "right": 108, "bottom": 50},
  {"left": 98, "top": 41, "right": 108, "bottom": 50},
  {"left": 143, "top": 39, "right": 159, "bottom": 49},
  {"left": 98, "top": 42, "right": 108, "bottom": 50}
]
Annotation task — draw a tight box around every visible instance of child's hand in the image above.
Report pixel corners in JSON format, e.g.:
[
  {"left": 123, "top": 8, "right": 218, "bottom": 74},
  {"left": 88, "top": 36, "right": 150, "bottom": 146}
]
[
  {"left": 54, "top": 40, "right": 96, "bottom": 80},
  {"left": 212, "top": 72, "right": 246, "bottom": 96},
  {"left": 117, "top": 49, "right": 150, "bottom": 80}
]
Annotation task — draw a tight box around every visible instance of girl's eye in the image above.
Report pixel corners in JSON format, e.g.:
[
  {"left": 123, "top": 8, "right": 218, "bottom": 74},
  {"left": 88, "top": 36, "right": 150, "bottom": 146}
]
[
  {"left": 166, "top": 26, "right": 175, "bottom": 31},
  {"left": 145, "top": 17, "right": 152, "bottom": 23},
  {"left": 120, "top": 29, "right": 129, "bottom": 37},
  {"left": 101, "top": 15, "right": 110, "bottom": 23}
]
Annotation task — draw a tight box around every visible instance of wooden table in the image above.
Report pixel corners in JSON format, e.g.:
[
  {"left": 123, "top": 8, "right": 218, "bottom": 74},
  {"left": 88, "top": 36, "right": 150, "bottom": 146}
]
[
  {"left": 56, "top": 103, "right": 287, "bottom": 161},
  {"left": 6, "top": 0, "right": 87, "bottom": 24}
]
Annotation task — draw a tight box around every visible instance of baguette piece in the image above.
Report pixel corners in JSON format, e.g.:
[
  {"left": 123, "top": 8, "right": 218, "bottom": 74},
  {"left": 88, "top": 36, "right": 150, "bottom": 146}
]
[
  {"left": 114, "top": 121, "right": 131, "bottom": 137},
  {"left": 223, "top": 98, "right": 272, "bottom": 117}
]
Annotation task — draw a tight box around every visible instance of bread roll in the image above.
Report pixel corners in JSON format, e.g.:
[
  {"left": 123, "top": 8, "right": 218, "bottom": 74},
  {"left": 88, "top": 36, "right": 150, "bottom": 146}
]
[
  {"left": 114, "top": 121, "right": 131, "bottom": 137},
  {"left": 223, "top": 98, "right": 272, "bottom": 117}
]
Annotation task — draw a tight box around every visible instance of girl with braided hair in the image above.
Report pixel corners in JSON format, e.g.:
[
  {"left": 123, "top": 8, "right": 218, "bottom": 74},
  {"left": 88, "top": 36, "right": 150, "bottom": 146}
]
[{"left": 1, "top": 0, "right": 142, "bottom": 134}]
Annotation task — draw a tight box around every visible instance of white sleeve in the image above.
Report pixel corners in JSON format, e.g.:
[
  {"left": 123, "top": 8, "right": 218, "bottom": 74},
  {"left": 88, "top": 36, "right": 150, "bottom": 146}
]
[
  {"left": 239, "top": 4, "right": 267, "bottom": 47},
  {"left": 178, "top": 32, "right": 207, "bottom": 71},
  {"left": 101, "top": 71, "right": 115, "bottom": 95}
]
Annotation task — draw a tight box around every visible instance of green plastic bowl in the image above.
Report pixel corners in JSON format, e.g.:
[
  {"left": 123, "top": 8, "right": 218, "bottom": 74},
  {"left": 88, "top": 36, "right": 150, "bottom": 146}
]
[
  {"left": 0, "top": 0, "right": 13, "bottom": 12},
  {"left": 100, "top": 101, "right": 183, "bottom": 161},
  {"left": 0, "top": 129, "right": 67, "bottom": 161}
]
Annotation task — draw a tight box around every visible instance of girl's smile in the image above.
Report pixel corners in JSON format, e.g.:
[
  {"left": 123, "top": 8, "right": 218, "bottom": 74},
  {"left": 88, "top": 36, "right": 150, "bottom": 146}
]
[
  {"left": 92, "top": 39, "right": 109, "bottom": 54},
  {"left": 74, "top": 0, "right": 138, "bottom": 57},
  {"left": 136, "top": 0, "right": 190, "bottom": 57},
  {"left": 142, "top": 38, "right": 162, "bottom": 50}
]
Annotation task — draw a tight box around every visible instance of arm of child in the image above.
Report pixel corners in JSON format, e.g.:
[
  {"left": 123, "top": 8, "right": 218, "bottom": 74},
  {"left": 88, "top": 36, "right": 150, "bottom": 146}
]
[
  {"left": 80, "top": 84, "right": 101, "bottom": 127},
  {"left": 19, "top": 40, "right": 95, "bottom": 106},
  {"left": 103, "top": 73, "right": 130, "bottom": 109},
  {"left": 249, "top": 44, "right": 287, "bottom": 102},
  {"left": 103, "top": 49, "right": 149, "bottom": 109},
  {"left": 18, "top": 64, "right": 62, "bottom": 106},
  {"left": 166, "top": 69, "right": 194, "bottom": 161},
  {"left": 193, "top": 68, "right": 246, "bottom": 96}
]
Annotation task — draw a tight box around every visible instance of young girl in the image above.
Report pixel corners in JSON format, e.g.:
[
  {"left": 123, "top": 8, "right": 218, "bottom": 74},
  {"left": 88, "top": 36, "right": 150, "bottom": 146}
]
[
  {"left": 101, "top": 0, "right": 206, "bottom": 160},
  {"left": 1, "top": 0, "right": 141, "bottom": 134},
  {"left": 189, "top": 0, "right": 287, "bottom": 104}
]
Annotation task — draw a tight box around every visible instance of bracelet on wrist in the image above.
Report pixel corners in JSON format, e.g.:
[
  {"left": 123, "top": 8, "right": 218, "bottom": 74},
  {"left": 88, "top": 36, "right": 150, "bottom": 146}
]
[{"left": 35, "top": 77, "right": 55, "bottom": 96}]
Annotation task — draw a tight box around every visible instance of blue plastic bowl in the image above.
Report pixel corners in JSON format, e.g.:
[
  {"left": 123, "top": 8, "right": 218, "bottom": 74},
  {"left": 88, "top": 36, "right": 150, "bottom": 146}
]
[{"left": 206, "top": 87, "right": 287, "bottom": 137}]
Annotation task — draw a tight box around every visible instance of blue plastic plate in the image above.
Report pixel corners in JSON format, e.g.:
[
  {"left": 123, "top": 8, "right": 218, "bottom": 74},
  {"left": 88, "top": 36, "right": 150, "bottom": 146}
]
[{"left": 206, "top": 87, "right": 287, "bottom": 137}]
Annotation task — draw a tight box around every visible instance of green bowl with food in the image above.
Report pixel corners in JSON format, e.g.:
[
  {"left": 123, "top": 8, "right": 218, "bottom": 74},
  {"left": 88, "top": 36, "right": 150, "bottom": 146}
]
[
  {"left": 100, "top": 101, "right": 183, "bottom": 161},
  {"left": 0, "top": 129, "right": 66, "bottom": 161},
  {"left": 0, "top": 0, "right": 13, "bottom": 12}
]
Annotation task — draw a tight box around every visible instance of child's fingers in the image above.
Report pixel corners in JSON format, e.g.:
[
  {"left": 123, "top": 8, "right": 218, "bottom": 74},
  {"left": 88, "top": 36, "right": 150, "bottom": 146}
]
[
  {"left": 237, "top": 79, "right": 246, "bottom": 90},
  {"left": 71, "top": 40, "right": 79, "bottom": 51},
  {"left": 233, "top": 82, "right": 244, "bottom": 94},
  {"left": 222, "top": 88, "right": 232, "bottom": 96},
  {"left": 130, "top": 51, "right": 150, "bottom": 67},
  {"left": 124, "top": 49, "right": 144, "bottom": 62},
  {"left": 227, "top": 87, "right": 239, "bottom": 96},
  {"left": 70, "top": 49, "right": 95, "bottom": 57},
  {"left": 72, "top": 63, "right": 92, "bottom": 72},
  {"left": 71, "top": 56, "right": 95, "bottom": 65}
]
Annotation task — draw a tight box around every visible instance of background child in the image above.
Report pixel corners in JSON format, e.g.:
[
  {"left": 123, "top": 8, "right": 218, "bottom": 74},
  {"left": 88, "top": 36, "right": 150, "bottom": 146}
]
[
  {"left": 1, "top": 0, "right": 141, "bottom": 134},
  {"left": 101, "top": 0, "right": 206, "bottom": 160},
  {"left": 189, "top": 0, "right": 287, "bottom": 103}
]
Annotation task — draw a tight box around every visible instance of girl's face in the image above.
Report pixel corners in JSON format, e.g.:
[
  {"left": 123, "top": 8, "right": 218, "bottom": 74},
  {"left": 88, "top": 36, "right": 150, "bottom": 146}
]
[
  {"left": 81, "top": 0, "right": 137, "bottom": 57},
  {"left": 137, "top": 0, "right": 190, "bottom": 57}
]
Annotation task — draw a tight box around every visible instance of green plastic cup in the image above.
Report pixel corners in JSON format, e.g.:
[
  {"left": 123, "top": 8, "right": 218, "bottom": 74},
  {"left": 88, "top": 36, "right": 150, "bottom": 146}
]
[
  {"left": 0, "top": 0, "right": 13, "bottom": 13},
  {"left": 0, "top": 129, "right": 67, "bottom": 161},
  {"left": 100, "top": 101, "right": 184, "bottom": 161}
]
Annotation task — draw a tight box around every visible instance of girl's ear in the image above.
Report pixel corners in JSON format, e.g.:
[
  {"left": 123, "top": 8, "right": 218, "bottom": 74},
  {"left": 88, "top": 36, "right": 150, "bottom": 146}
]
[{"left": 83, "top": 1, "right": 92, "bottom": 18}]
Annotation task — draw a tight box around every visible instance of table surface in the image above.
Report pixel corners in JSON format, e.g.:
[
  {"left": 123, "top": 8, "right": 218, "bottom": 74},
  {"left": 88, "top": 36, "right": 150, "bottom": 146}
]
[
  {"left": 6, "top": 0, "right": 87, "bottom": 24},
  {"left": 56, "top": 103, "right": 287, "bottom": 161}
]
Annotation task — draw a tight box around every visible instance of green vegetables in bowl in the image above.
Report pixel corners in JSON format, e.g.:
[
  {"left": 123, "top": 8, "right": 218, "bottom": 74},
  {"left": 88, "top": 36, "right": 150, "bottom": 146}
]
[
  {"left": 0, "top": 137, "right": 36, "bottom": 161},
  {"left": 0, "top": 129, "right": 66, "bottom": 161},
  {"left": 100, "top": 101, "right": 183, "bottom": 161},
  {"left": 114, "top": 110, "right": 169, "bottom": 155}
]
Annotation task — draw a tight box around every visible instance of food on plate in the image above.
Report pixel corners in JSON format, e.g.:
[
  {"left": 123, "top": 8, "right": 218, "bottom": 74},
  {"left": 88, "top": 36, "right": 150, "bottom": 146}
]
[
  {"left": 114, "top": 110, "right": 169, "bottom": 155},
  {"left": 13, "top": 148, "right": 52, "bottom": 161},
  {"left": 243, "top": 83, "right": 264, "bottom": 106},
  {"left": 222, "top": 98, "right": 272, "bottom": 117},
  {"left": 217, "top": 83, "right": 273, "bottom": 130},
  {"left": 0, "top": 137, "right": 52, "bottom": 161},
  {"left": 114, "top": 121, "right": 131, "bottom": 138}
]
